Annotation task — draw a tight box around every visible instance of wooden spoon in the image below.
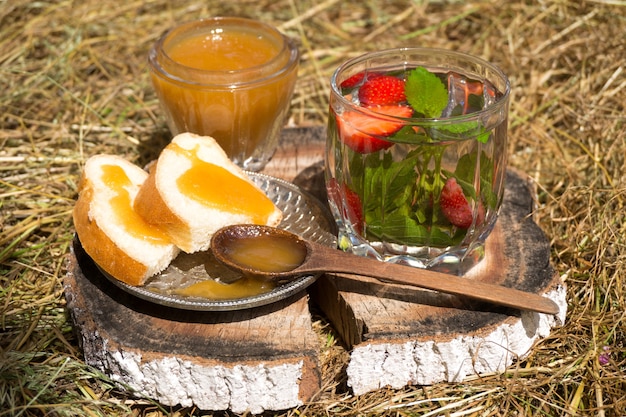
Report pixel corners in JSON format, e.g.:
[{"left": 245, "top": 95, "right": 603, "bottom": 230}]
[{"left": 210, "top": 224, "right": 560, "bottom": 315}]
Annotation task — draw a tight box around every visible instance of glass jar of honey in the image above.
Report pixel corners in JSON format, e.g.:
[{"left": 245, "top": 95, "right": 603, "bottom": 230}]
[{"left": 149, "top": 17, "right": 299, "bottom": 171}]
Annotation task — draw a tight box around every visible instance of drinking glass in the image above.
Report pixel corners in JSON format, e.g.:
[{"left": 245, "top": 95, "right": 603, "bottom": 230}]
[{"left": 326, "top": 48, "right": 510, "bottom": 274}]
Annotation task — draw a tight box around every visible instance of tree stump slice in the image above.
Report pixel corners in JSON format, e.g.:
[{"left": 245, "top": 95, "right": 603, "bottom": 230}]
[
  {"left": 64, "top": 127, "right": 329, "bottom": 413},
  {"left": 268, "top": 127, "right": 567, "bottom": 395},
  {"left": 307, "top": 172, "right": 567, "bottom": 395},
  {"left": 63, "top": 128, "right": 331, "bottom": 413},
  {"left": 64, "top": 242, "right": 321, "bottom": 413}
]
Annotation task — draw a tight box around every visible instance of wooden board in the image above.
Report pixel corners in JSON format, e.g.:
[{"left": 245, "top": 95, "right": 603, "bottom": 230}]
[
  {"left": 265, "top": 125, "right": 327, "bottom": 183},
  {"left": 267, "top": 127, "right": 567, "bottom": 395}
]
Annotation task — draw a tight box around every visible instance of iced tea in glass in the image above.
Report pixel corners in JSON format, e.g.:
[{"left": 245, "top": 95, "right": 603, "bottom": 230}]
[{"left": 326, "top": 48, "right": 510, "bottom": 274}]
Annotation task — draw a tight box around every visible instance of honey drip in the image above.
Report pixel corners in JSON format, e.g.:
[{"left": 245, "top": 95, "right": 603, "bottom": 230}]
[
  {"left": 172, "top": 143, "right": 276, "bottom": 223},
  {"left": 101, "top": 164, "right": 170, "bottom": 243},
  {"left": 175, "top": 276, "right": 274, "bottom": 300}
]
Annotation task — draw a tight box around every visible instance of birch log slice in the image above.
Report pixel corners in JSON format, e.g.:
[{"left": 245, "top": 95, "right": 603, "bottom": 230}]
[
  {"left": 266, "top": 127, "right": 567, "bottom": 396},
  {"left": 64, "top": 242, "right": 321, "bottom": 413},
  {"left": 63, "top": 127, "right": 329, "bottom": 414}
]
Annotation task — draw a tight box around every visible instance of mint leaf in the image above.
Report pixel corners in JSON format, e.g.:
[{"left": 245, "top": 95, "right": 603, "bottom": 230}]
[
  {"left": 366, "top": 213, "right": 432, "bottom": 246},
  {"left": 434, "top": 120, "right": 491, "bottom": 144},
  {"left": 387, "top": 125, "right": 431, "bottom": 144},
  {"left": 361, "top": 151, "right": 418, "bottom": 218},
  {"left": 476, "top": 131, "right": 490, "bottom": 143},
  {"left": 405, "top": 68, "right": 491, "bottom": 144},
  {"left": 405, "top": 66, "right": 448, "bottom": 118}
]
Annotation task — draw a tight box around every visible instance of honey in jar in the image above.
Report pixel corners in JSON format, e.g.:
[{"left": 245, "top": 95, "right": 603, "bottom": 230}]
[{"left": 149, "top": 17, "right": 299, "bottom": 171}]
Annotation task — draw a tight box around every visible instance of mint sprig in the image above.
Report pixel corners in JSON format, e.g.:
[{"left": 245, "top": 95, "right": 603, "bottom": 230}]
[
  {"left": 404, "top": 66, "right": 448, "bottom": 118},
  {"left": 403, "top": 66, "right": 491, "bottom": 143}
]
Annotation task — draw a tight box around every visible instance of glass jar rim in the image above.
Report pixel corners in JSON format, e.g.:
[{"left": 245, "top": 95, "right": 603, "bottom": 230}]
[
  {"left": 330, "top": 47, "right": 510, "bottom": 124},
  {"left": 149, "top": 17, "right": 299, "bottom": 88}
]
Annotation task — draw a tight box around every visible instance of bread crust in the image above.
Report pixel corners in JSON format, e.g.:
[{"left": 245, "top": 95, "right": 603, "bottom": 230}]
[
  {"left": 73, "top": 183, "right": 149, "bottom": 286},
  {"left": 134, "top": 133, "right": 283, "bottom": 253},
  {"left": 73, "top": 155, "right": 179, "bottom": 286},
  {"left": 133, "top": 165, "right": 192, "bottom": 247}
]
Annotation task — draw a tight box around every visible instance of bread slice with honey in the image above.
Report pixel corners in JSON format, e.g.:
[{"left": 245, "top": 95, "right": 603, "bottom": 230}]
[
  {"left": 133, "top": 132, "right": 283, "bottom": 253},
  {"left": 73, "top": 155, "right": 180, "bottom": 286}
]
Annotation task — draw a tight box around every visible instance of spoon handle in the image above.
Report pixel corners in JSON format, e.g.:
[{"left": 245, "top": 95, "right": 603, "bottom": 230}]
[{"left": 309, "top": 243, "right": 560, "bottom": 315}]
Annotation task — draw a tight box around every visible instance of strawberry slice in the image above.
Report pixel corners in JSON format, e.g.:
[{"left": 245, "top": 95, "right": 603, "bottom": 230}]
[
  {"left": 340, "top": 71, "right": 382, "bottom": 89},
  {"left": 358, "top": 75, "right": 406, "bottom": 106},
  {"left": 327, "top": 179, "right": 364, "bottom": 234},
  {"left": 439, "top": 177, "right": 485, "bottom": 229},
  {"left": 336, "top": 105, "right": 413, "bottom": 153}
]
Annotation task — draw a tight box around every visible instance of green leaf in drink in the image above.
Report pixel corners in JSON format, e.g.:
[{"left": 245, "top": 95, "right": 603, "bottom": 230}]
[{"left": 404, "top": 66, "right": 448, "bottom": 118}]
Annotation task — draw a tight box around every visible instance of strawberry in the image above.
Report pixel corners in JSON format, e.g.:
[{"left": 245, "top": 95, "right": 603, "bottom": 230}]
[
  {"left": 340, "top": 71, "right": 382, "bottom": 89},
  {"left": 358, "top": 75, "right": 406, "bottom": 106},
  {"left": 326, "top": 179, "right": 364, "bottom": 234},
  {"left": 336, "top": 105, "right": 413, "bottom": 153},
  {"left": 439, "top": 177, "right": 485, "bottom": 229}
]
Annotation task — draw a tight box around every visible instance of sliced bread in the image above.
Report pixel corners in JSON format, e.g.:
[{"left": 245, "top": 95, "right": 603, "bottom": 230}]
[
  {"left": 133, "top": 133, "right": 283, "bottom": 253},
  {"left": 73, "top": 154, "right": 180, "bottom": 286}
]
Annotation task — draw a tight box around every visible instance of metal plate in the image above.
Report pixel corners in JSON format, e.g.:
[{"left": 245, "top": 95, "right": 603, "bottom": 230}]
[{"left": 95, "top": 172, "right": 336, "bottom": 311}]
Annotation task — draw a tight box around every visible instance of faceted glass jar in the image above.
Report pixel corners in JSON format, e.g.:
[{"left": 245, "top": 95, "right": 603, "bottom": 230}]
[
  {"left": 149, "top": 17, "right": 299, "bottom": 171},
  {"left": 326, "top": 48, "right": 510, "bottom": 275}
]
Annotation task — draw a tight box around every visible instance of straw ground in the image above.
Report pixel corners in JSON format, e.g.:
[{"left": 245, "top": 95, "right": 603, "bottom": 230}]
[{"left": 1, "top": 0, "right": 625, "bottom": 415}]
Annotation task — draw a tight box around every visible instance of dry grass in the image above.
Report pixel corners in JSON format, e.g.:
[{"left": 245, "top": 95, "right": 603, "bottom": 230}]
[{"left": 1, "top": 0, "right": 625, "bottom": 415}]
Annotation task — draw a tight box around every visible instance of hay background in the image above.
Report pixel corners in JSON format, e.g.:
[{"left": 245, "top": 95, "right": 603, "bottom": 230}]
[{"left": 1, "top": 0, "right": 625, "bottom": 415}]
